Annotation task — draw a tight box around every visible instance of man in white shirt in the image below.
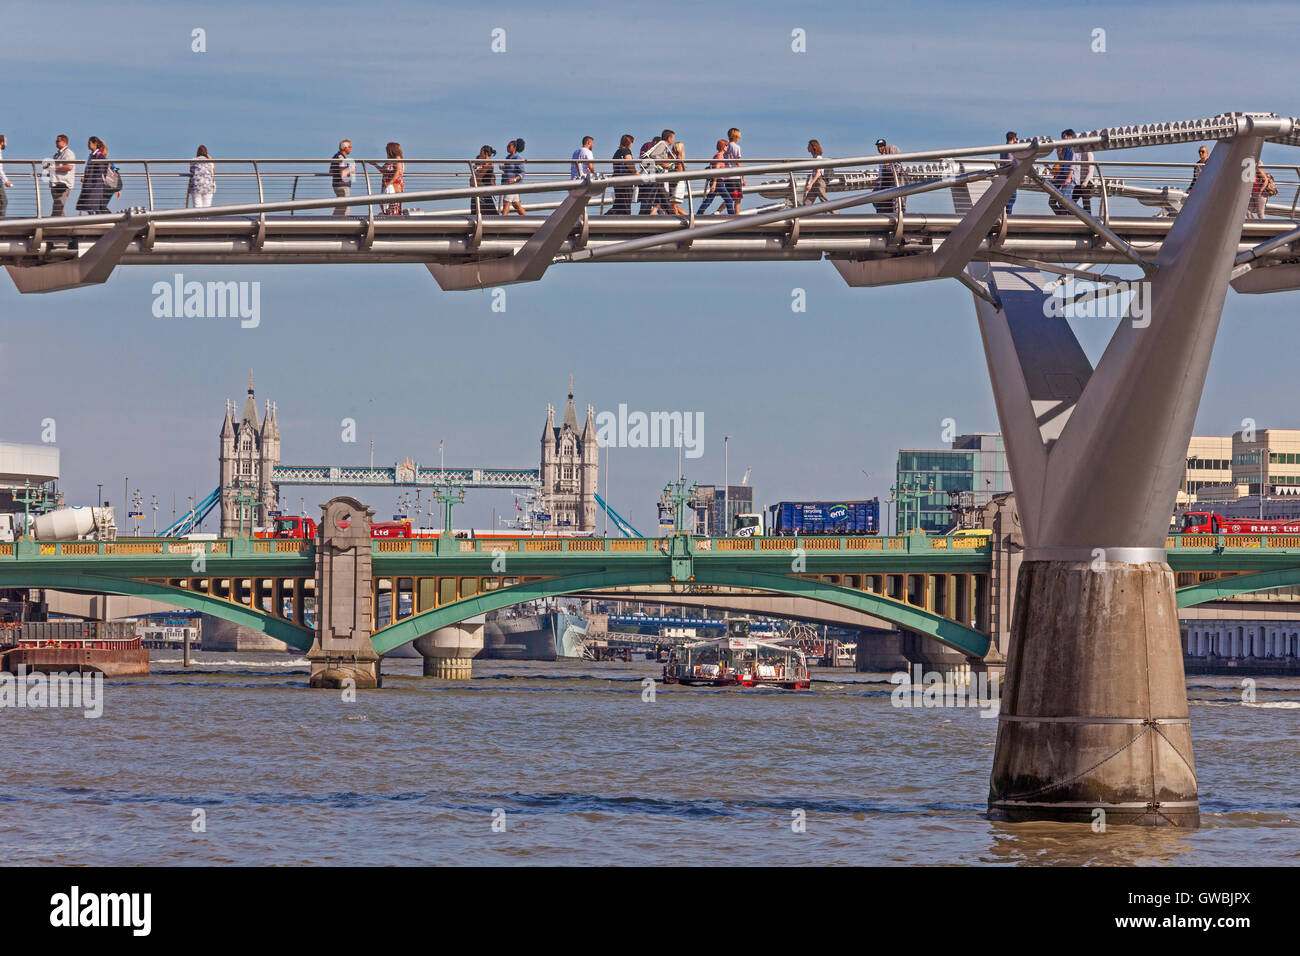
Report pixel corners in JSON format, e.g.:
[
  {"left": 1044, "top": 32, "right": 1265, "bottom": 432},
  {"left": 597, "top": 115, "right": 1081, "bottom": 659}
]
[
  {"left": 1072, "top": 143, "right": 1098, "bottom": 214},
  {"left": 723, "top": 127, "right": 743, "bottom": 210},
  {"left": 0, "top": 134, "right": 12, "bottom": 218},
  {"left": 570, "top": 136, "right": 595, "bottom": 179},
  {"left": 49, "top": 134, "right": 76, "bottom": 217}
]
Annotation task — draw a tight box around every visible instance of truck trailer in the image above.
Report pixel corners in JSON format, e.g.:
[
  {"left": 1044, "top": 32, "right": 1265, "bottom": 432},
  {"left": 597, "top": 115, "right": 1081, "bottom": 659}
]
[{"left": 766, "top": 499, "right": 880, "bottom": 536}]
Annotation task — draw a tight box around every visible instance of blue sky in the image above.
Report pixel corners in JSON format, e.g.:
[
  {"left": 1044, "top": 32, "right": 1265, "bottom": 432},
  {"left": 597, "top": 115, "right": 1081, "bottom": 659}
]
[{"left": 2, "top": 0, "right": 1298, "bottom": 532}]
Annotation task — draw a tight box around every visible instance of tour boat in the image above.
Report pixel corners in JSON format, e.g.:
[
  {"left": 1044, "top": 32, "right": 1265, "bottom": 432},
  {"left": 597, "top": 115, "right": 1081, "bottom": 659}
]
[{"left": 662, "top": 620, "right": 811, "bottom": 690}]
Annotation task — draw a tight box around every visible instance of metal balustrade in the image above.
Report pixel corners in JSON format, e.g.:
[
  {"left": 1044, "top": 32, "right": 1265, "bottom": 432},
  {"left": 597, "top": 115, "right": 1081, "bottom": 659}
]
[
  {"left": 1, "top": 155, "right": 1295, "bottom": 224},
  {"left": 4, "top": 110, "right": 1299, "bottom": 294}
]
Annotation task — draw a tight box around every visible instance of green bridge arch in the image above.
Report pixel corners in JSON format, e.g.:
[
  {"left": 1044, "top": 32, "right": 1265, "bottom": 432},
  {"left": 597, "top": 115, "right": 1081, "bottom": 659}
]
[
  {"left": 1, "top": 571, "right": 315, "bottom": 650},
  {"left": 370, "top": 567, "right": 991, "bottom": 657},
  {"left": 1176, "top": 566, "right": 1300, "bottom": 608}
]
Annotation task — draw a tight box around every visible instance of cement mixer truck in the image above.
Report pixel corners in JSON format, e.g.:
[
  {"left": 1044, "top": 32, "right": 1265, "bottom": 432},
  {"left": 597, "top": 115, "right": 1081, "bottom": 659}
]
[{"left": 30, "top": 506, "right": 118, "bottom": 542}]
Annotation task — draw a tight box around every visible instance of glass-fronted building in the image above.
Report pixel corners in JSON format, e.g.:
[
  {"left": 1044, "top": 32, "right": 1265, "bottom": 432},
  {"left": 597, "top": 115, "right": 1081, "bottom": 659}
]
[
  {"left": 689, "top": 484, "right": 755, "bottom": 536},
  {"left": 894, "top": 433, "right": 1009, "bottom": 534}
]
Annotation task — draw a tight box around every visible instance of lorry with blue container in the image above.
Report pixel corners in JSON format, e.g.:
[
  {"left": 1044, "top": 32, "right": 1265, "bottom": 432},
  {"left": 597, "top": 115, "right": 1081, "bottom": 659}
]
[{"left": 766, "top": 499, "right": 880, "bottom": 536}]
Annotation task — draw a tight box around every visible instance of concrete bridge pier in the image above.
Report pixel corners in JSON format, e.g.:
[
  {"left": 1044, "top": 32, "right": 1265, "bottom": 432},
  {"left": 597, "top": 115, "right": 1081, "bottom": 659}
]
[
  {"left": 306, "top": 496, "right": 382, "bottom": 689},
  {"left": 413, "top": 615, "right": 485, "bottom": 679},
  {"left": 970, "top": 132, "right": 1264, "bottom": 826}
]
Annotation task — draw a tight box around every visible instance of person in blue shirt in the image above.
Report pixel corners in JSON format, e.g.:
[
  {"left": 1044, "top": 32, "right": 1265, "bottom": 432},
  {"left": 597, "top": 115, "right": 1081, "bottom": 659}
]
[
  {"left": 1049, "top": 129, "right": 1076, "bottom": 215},
  {"left": 501, "top": 138, "right": 525, "bottom": 215}
]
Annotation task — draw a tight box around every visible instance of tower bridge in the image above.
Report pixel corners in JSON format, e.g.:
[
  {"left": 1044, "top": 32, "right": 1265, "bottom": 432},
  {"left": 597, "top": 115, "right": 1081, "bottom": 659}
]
[
  {"left": 8, "top": 110, "right": 1300, "bottom": 827},
  {"left": 213, "top": 374, "right": 593, "bottom": 537}
]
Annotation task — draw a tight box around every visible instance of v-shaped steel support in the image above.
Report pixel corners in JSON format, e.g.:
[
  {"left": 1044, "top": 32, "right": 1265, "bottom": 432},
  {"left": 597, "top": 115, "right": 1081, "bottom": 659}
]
[
  {"left": 969, "top": 136, "right": 1261, "bottom": 552},
  {"left": 5, "top": 217, "right": 144, "bottom": 293},
  {"left": 833, "top": 153, "right": 1039, "bottom": 287},
  {"left": 426, "top": 181, "right": 598, "bottom": 291}
]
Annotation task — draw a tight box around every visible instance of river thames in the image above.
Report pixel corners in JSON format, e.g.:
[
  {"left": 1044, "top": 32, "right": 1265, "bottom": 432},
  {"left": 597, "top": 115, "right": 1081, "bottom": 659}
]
[{"left": 0, "top": 653, "right": 1295, "bottom": 866}]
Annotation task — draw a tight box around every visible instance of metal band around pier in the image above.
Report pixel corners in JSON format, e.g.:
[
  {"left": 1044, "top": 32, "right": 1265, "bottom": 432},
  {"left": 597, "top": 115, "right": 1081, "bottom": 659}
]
[{"left": 1021, "top": 546, "right": 1168, "bottom": 563}]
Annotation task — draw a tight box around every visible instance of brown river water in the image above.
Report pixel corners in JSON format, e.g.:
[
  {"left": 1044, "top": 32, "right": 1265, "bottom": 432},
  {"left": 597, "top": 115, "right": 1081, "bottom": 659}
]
[{"left": 0, "top": 652, "right": 1295, "bottom": 865}]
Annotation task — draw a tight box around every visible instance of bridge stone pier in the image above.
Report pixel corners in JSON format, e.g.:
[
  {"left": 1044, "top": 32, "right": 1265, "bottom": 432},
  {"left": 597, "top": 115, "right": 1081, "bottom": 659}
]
[
  {"left": 972, "top": 131, "right": 1268, "bottom": 827},
  {"left": 307, "top": 496, "right": 382, "bottom": 689},
  {"left": 413, "top": 615, "right": 485, "bottom": 679}
]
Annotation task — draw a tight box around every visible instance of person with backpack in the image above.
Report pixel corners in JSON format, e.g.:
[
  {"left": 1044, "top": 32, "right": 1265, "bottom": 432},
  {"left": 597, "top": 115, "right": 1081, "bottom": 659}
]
[
  {"left": 1250, "top": 164, "right": 1275, "bottom": 219},
  {"left": 638, "top": 130, "right": 674, "bottom": 215}
]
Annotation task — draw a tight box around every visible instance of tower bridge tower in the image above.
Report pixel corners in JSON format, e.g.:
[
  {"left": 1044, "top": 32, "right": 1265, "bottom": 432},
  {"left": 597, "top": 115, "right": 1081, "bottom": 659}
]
[
  {"left": 539, "top": 376, "right": 599, "bottom": 532},
  {"left": 219, "top": 371, "right": 281, "bottom": 536}
]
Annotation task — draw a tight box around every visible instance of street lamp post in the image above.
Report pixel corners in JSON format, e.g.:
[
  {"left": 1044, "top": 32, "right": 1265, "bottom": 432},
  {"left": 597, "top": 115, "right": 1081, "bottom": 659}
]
[
  {"left": 724, "top": 435, "right": 730, "bottom": 537},
  {"left": 1260, "top": 447, "right": 1272, "bottom": 519},
  {"left": 663, "top": 477, "right": 699, "bottom": 534}
]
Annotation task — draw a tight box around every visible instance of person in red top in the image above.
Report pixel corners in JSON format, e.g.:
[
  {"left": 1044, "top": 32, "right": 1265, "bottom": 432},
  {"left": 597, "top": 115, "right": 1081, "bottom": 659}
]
[
  {"left": 1249, "top": 164, "right": 1269, "bottom": 219},
  {"left": 369, "top": 141, "right": 405, "bottom": 215},
  {"left": 695, "top": 138, "right": 735, "bottom": 214}
]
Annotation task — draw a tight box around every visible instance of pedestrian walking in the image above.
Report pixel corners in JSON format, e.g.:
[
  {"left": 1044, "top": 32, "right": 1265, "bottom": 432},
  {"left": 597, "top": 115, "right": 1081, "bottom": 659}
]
[
  {"left": 1048, "top": 130, "right": 1077, "bottom": 215},
  {"left": 874, "top": 138, "right": 904, "bottom": 215},
  {"left": 638, "top": 130, "right": 674, "bottom": 215},
  {"left": 1000, "top": 131, "right": 1019, "bottom": 215},
  {"left": 47, "top": 134, "right": 76, "bottom": 217},
  {"left": 1073, "top": 140, "right": 1098, "bottom": 214},
  {"left": 1250, "top": 164, "right": 1275, "bottom": 219},
  {"left": 0, "top": 134, "right": 12, "bottom": 218},
  {"left": 1188, "top": 145, "right": 1209, "bottom": 191},
  {"left": 369, "top": 141, "right": 404, "bottom": 215},
  {"left": 501, "top": 138, "right": 526, "bottom": 215},
  {"left": 76, "top": 136, "right": 112, "bottom": 214},
  {"left": 696, "top": 138, "right": 735, "bottom": 215},
  {"left": 670, "top": 141, "right": 689, "bottom": 215},
  {"left": 330, "top": 139, "right": 354, "bottom": 215},
  {"left": 610, "top": 134, "right": 636, "bottom": 214},
  {"left": 472, "top": 144, "right": 498, "bottom": 215},
  {"left": 803, "top": 139, "right": 830, "bottom": 207},
  {"left": 188, "top": 145, "right": 216, "bottom": 208},
  {"left": 724, "top": 127, "right": 744, "bottom": 211},
  {"left": 570, "top": 136, "right": 595, "bottom": 179}
]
